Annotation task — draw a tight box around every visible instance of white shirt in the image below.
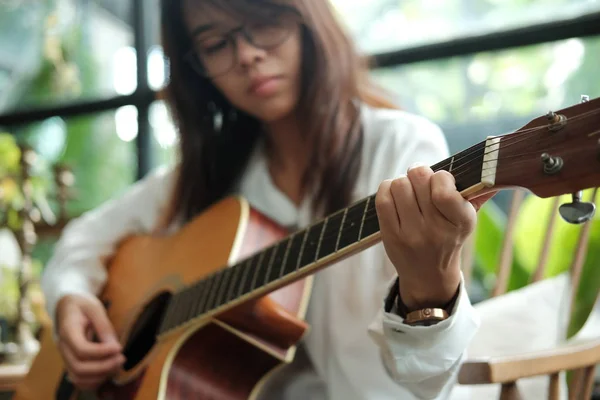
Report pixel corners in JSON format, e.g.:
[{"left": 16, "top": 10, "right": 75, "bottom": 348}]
[{"left": 41, "top": 104, "right": 480, "bottom": 400}]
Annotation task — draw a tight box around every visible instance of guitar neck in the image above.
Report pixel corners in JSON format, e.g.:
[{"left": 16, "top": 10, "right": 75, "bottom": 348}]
[{"left": 157, "top": 140, "right": 489, "bottom": 336}]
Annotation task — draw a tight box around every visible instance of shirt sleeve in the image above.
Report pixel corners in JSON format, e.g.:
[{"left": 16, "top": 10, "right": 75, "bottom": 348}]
[
  {"left": 368, "top": 274, "right": 480, "bottom": 399},
  {"left": 40, "top": 165, "right": 177, "bottom": 327},
  {"left": 364, "top": 109, "right": 481, "bottom": 399}
]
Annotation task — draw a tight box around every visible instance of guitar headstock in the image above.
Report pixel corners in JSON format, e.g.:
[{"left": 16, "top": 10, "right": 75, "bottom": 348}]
[{"left": 492, "top": 95, "right": 600, "bottom": 223}]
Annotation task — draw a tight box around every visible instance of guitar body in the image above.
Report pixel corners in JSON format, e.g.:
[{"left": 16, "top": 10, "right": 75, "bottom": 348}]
[{"left": 14, "top": 196, "right": 312, "bottom": 400}]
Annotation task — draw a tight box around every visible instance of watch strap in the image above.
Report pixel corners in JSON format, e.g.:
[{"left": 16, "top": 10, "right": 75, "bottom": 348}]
[{"left": 385, "top": 276, "right": 460, "bottom": 325}]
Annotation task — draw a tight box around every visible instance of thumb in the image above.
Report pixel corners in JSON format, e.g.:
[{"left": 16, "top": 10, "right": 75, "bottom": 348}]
[{"left": 81, "top": 301, "right": 121, "bottom": 349}]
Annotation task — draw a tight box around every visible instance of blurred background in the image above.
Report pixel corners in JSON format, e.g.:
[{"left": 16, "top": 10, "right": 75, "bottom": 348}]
[
  {"left": 1, "top": 0, "right": 600, "bottom": 396},
  {"left": 1, "top": 0, "right": 599, "bottom": 217}
]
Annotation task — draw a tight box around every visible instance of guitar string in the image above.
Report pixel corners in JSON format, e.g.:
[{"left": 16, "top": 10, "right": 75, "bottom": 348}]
[
  {"left": 171, "top": 109, "right": 600, "bottom": 325},
  {"left": 433, "top": 107, "right": 600, "bottom": 180},
  {"left": 186, "top": 105, "right": 600, "bottom": 296},
  {"left": 174, "top": 137, "right": 600, "bottom": 328},
  {"left": 173, "top": 150, "right": 594, "bottom": 330},
  {"left": 434, "top": 107, "right": 600, "bottom": 176},
  {"left": 166, "top": 107, "right": 600, "bottom": 327}
]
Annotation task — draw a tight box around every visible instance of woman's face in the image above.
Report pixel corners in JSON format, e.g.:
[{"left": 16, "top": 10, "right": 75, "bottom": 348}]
[{"left": 182, "top": 1, "right": 303, "bottom": 123}]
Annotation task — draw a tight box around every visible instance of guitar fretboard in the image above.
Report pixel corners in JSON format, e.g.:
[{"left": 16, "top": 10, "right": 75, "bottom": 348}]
[{"left": 158, "top": 141, "right": 487, "bottom": 334}]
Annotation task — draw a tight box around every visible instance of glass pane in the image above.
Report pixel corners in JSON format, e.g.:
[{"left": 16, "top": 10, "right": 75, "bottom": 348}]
[
  {"left": 370, "top": 34, "right": 600, "bottom": 216},
  {"left": 3, "top": 109, "right": 137, "bottom": 218},
  {"left": 331, "top": 0, "right": 600, "bottom": 53},
  {"left": 150, "top": 100, "right": 178, "bottom": 169},
  {"left": 0, "top": 0, "right": 134, "bottom": 113},
  {"left": 371, "top": 35, "right": 600, "bottom": 154}
]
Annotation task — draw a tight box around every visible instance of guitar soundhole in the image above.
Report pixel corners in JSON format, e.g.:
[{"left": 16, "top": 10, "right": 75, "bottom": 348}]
[{"left": 122, "top": 292, "right": 171, "bottom": 371}]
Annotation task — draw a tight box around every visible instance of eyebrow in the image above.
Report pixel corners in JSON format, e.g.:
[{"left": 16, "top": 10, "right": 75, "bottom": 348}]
[{"left": 191, "top": 24, "right": 214, "bottom": 37}]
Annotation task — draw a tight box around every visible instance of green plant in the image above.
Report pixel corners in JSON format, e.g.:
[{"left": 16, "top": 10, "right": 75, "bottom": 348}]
[
  {"left": 513, "top": 189, "right": 600, "bottom": 338},
  {"left": 0, "top": 135, "right": 55, "bottom": 230},
  {"left": 473, "top": 189, "right": 600, "bottom": 339},
  {"left": 0, "top": 133, "right": 52, "bottom": 336},
  {"left": 472, "top": 198, "right": 530, "bottom": 296}
]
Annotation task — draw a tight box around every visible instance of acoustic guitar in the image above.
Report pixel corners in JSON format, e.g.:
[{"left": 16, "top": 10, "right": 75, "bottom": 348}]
[{"left": 13, "top": 96, "right": 600, "bottom": 399}]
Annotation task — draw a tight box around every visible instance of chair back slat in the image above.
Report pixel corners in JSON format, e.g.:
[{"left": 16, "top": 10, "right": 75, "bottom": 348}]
[
  {"left": 492, "top": 190, "right": 525, "bottom": 297},
  {"left": 531, "top": 197, "right": 561, "bottom": 283},
  {"left": 567, "top": 188, "right": 598, "bottom": 316}
]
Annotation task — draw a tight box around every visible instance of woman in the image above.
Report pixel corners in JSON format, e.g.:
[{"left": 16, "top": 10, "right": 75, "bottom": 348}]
[{"left": 41, "top": 0, "right": 489, "bottom": 398}]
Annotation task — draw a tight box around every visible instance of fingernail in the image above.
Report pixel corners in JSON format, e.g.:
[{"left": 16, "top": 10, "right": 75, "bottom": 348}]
[{"left": 408, "top": 162, "right": 424, "bottom": 171}]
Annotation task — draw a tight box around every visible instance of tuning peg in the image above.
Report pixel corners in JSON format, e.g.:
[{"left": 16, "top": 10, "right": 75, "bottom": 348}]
[{"left": 559, "top": 191, "right": 596, "bottom": 224}]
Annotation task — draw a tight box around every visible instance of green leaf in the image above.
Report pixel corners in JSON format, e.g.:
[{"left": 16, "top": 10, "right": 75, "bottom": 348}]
[
  {"left": 512, "top": 190, "right": 600, "bottom": 339},
  {"left": 0, "top": 133, "right": 22, "bottom": 175},
  {"left": 514, "top": 190, "right": 599, "bottom": 279},
  {"left": 472, "top": 200, "right": 530, "bottom": 296},
  {"left": 474, "top": 200, "right": 507, "bottom": 275},
  {"left": 567, "top": 218, "right": 600, "bottom": 338}
]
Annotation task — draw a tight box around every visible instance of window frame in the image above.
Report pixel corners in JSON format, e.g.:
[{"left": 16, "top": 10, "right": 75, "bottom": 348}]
[{"left": 1, "top": 2, "right": 599, "bottom": 181}]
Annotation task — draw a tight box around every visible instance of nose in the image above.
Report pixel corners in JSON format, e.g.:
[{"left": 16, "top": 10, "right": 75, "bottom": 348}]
[{"left": 234, "top": 36, "right": 266, "bottom": 69}]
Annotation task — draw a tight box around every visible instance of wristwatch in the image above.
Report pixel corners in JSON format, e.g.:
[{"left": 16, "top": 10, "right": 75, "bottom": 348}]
[{"left": 384, "top": 277, "right": 460, "bottom": 326}]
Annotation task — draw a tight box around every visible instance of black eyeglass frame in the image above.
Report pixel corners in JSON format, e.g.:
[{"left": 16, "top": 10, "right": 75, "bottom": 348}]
[{"left": 183, "top": 7, "right": 303, "bottom": 79}]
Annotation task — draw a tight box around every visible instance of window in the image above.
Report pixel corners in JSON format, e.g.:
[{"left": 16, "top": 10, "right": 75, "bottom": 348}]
[
  {"left": 150, "top": 100, "right": 178, "bottom": 168},
  {"left": 372, "top": 35, "right": 600, "bottom": 152},
  {"left": 9, "top": 110, "right": 137, "bottom": 217},
  {"left": 1, "top": 0, "right": 599, "bottom": 211},
  {"left": 332, "top": 0, "right": 600, "bottom": 53},
  {"left": 0, "top": 0, "right": 134, "bottom": 113}
]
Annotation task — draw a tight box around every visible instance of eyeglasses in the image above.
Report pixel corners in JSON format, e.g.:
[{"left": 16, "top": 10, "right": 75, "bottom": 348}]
[{"left": 184, "top": 10, "right": 301, "bottom": 78}]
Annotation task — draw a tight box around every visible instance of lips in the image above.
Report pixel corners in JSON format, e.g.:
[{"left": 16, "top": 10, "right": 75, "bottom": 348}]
[{"left": 248, "top": 75, "right": 282, "bottom": 97}]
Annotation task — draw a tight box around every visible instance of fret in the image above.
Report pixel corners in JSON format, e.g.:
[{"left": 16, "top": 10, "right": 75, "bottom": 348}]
[
  {"left": 169, "top": 287, "right": 190, "bottom": 330},
  {"left": 282, "top": 233, "right": 306, "bottom": 276},
  {"left": 317, "top": 211, "right": 345, "bottom": 259},
  {"left": 158, "top": 140, "right": 498, "bottom": 335},
  {"left": 432, "top": 142, "right": 486, "bottom": 192},
  {"left": 335, "top": 208, "right": 349, "bottom": 252},
  {"left": 359, "top": 195, "right": 379, "bottom": 240},
  {"left": 337, "top": 199, "right": 368, "bottom": 250},
  {"left": 279, "top": 234, "right": 295, "bottom": 278},
  {"left": 315, "top": 217, "right": 328, "bottom": 261},
  {"left": 160, "top": 290, "right": 182, "bottom": 332},
  {"left": 300, "top": 221, "right": 324, "bottom": 268},
  {"left": 295, "top": 229, "right": 310, "bottom": 270},
  {"left": 225, "top": 262, "right": 242, "bottom": 303},
  {"left": 251, "top": 248, "right": 269, "bottom": 291},
  {"left": 203, "top": 271, "right": 224, "bottom": 313},
  {"left": 267, "top": 239, "right": 292, "bottom": 282},
  {"left": 242, "top": 254, "right": 261, "bottom": 296},
  {"left": 215, "top": 268, "right": 232, "bottom": 309},
  {"left": 188, "top": 280, "right": 208, "bottom": 318},
  {"left": 176, "top": 286, "right": 194, "bottom": 328},
  {"left": 237, "top": 258, "right": 253, "bottom": 298},
  {"left": 193, "top": 279, "right": 212, "bottom": 320},
  {"left": 190, "top": 281, "right": 207, "bottom": 321},
  {"left": 358, "top": 196, "right": 370, "bottom": 240},
  {"left": 263, "top": 245, "right": 278, "bottom": 285}
]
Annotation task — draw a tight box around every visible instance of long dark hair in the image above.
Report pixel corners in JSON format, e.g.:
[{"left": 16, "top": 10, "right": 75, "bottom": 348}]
[{"left": 159, "top": 0, "right": 397, "bottom": 226}]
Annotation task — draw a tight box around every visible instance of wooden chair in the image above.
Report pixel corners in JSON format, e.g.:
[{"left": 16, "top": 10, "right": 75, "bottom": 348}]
[{"left": 456, "top": 189, "right": 600, "bottom": 400}]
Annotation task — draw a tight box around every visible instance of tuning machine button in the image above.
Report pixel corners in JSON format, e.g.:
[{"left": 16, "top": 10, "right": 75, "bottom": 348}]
[
  {"left": 546, "top": 111, "right": 568, "bottom": 131},
  {"left": 559, "top": 191, "right": 596, "bottom": 224},
  {"left": 541, "top": 153, "right": 563, "bottom": 175}
]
